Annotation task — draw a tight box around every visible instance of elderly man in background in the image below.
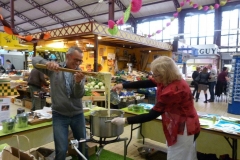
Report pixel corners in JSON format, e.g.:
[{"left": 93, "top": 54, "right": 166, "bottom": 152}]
[
  {"left": 208, "top": 64, "right": 217, "bottom": 102},
  {"left": 32, "top": 46, "right": 88, "bottom": 160},
  {"left": 28, "top": 68, "right": 49, "bottom": 111}
]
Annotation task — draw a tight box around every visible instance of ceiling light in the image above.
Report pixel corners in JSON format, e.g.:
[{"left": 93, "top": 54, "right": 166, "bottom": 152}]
[
  {"left": 98, "top": 36, "right": 102, "bottom": 39},
  {"left": 76, "top": 40, "right": 79, "bottom": 43},
  {"left": 149, "top": 50, "right": 151, "bottom": 53},
  {"left": 3, "top": 46, "right": 8, "bottom": 47}
]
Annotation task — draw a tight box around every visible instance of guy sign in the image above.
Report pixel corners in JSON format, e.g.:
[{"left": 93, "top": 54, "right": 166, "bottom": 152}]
[{"left": 192, "top": 44, "right": 219, "bottom": 55}]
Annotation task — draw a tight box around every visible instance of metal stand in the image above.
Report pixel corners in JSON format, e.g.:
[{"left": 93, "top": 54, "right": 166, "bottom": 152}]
[
  {"left": 126, "top": 124, "right": 145, "bottom": 154},
  {"left": 224, "top": 136, "right": 238, "bottom": 160},
  {"left": 70, "top": 135, "right": 128, "bottom": 160}
]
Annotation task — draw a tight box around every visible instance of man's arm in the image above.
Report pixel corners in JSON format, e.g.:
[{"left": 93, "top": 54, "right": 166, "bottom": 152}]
[
  {"left": 32, "top": 56, "right": 52, "bottom": 77},
  {"left": 123, "top": 80, "right": 156, "bottom": 89}
]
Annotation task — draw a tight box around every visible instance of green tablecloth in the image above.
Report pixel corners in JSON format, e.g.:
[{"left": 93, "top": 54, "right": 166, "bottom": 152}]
[{"left": 0, "top": 107, "right": 105, "bottom": 137}]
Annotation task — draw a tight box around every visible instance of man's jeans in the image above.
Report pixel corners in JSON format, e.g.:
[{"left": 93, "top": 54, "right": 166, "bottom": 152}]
[
  {"left": 52, "top": 111, "right": 88, "bottom": 160},
  {"left": 209, "top": 81, "right": 216, "bottom": 100}
]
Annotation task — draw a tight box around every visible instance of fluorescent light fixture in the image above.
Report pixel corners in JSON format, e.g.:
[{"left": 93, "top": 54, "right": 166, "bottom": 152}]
[{"left": 3, "top": 46, "right": 8, "bottom": 47}]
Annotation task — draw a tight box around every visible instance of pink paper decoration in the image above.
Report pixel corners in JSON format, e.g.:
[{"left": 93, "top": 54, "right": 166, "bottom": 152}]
[
  {"left": 203, "top": 6, "right": 209, "bottom": 11},
  {"left": 166, "top": 22, "right": 171, "bottom": 27},
  {"left": 180, "top": 1, "right": 185, "bottom": 7},
  {"left": 173, "top": 12, "right": 179, "bottom": 18},
  {"left": 186, "top": 0, "right": 191, "bottom": 3},
  {"left": 116, "top": 17, "right": 124, "bottom": 25},
  {"left": 193, "top": 4, "right": 198, "bottom": 8},
  {"left": 214, "top": 4, "right": 220, "bottom": 9},
  {"left": 108, "top": 20, "right": 115, "bottom": 29},
  {"left": 148, "top": 35, "right": 151, "bottom": 38},
  {"left": 131, "top": 0, "right": 142, "bottom": 12},
  {"left": 156, "top": 30, "right": 162, "bottom": 34}
]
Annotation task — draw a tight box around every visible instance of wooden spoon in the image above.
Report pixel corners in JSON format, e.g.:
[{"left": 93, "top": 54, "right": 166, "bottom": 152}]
[{"left": 35, "top": 64, "right": 98, "bottom": 76}]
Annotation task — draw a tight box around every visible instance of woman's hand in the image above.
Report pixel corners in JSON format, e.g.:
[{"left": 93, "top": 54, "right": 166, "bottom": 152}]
[
  {"left": 111, "top": 117, "right": 126, "bottom": 126},
  {"left": 46, "top": 61, "right": 59, "bottom": 72},
  {"left": 112, "top": 84, "right": 123, "bottom": 92}
]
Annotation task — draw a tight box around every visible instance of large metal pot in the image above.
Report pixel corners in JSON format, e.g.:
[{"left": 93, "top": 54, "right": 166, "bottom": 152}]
[
  {"left": 15, "top": 113, "right": 29, "bottom": 128},
  {"left": 90, "top": 109, "right": 124, "bottom": 138},
  {"left": 1, "top": 118, "right": 15, "bottom": 133}
]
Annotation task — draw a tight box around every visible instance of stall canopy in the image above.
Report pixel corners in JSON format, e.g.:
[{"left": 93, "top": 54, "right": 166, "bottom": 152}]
[{"left": 23, "top": 22, "right": 172, "bottom": 51}]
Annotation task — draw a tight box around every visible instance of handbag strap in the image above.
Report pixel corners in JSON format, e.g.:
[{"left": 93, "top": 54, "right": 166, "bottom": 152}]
[
  {"left": 12, "top": 135, "right": 20, "bottom": 160},
  {"left": 12, "top": 135, "right": 34, "bottom": 158}
]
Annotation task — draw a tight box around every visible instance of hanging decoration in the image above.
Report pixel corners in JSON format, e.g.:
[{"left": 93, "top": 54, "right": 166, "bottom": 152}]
[
  {"left": 144, "top": 0, "right": 229, "bottom": 38},
  {"left": 0, "top": 14, "right": 50, "bottom": 43},
  {"left": 108, "top": 0, "right": 142, "bottom": 35}
]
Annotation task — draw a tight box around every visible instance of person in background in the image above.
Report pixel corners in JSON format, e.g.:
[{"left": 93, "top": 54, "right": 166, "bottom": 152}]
[
  {"left": 215, "top": 67, "right": 229, "bottom": 97},
  {"left": 32, "top": 46, "right": 88, "bottom": 160},
  {"left": 0, "top": 65, "right": 6, "bottom": 73},
  {"left": 27, "top": 68, "right": 49, "bottom": 111},
  {"left": 5, "top": 59, "right": 15, "bottom": 71},
  {"left": 192, "top": 67, "right": 200, "bottom": 98},
  {"left": 208, "top": 64, "right": 217, "bottom": 102},
  {"left": 111, "top": 56, "right": 200, "bottom": 160},
  {"left": 195, "top": 67, "right": 210, "bottom": 103}
]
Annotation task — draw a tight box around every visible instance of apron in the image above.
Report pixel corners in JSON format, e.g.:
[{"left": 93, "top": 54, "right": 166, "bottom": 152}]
[{"left": 167, "top": 125, "right": 198, "bottom": 160}]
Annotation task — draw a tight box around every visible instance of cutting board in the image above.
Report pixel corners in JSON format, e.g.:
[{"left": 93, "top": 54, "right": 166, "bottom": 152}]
[{"left": 28, "top": 118, "right": 52, "bottom": 125}]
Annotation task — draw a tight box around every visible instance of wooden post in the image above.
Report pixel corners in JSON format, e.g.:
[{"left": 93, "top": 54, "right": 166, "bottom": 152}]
[{"left": 94, "top": 35, "right": 98, "bottom": 72}]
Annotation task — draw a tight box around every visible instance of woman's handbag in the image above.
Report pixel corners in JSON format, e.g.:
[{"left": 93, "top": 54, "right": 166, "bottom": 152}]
[
  {"left": 1, "top": 135, "right": 35, "bottom": 160},
  {"left": 195, "top": 74, "right": 200, "bottom": 83}
]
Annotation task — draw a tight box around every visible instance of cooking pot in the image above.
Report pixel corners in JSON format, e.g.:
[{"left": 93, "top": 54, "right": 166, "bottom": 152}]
[
  {"left": 90, "top": 109, "right": 124, "bottom": 138},
  {"left": 15, "top": 113, "right": 29, "bottom": 128},
  {"left": 1, "top": 118, "right": 15, "bottom": 133}
]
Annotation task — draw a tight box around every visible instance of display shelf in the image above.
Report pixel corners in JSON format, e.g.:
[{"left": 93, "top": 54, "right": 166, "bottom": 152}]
[{"left": 227, "top": 55, "right": 240, "bottom": 115}]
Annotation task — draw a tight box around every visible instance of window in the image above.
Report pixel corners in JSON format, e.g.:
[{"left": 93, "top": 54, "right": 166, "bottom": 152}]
[
  {"left": 221, "top": 9, "right": 239, "bottom": 52},
  {"left": 137, "top": 17, "right": 179, "bottom": 41},
  {"left": 184, "top": 13, "right": 214, "bottom": 45}
]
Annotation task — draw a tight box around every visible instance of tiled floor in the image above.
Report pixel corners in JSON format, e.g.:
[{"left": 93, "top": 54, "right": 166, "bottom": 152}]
[{"left": 8, "top": 92, "right": 239, "bottom": 160}]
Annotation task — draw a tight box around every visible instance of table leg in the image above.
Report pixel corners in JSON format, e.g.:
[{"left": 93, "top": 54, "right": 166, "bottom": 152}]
[
  {"left": 224, "top": 137, "right": 238, "bottom": 160},
  {"left": 126, "top": 123, "right": 145, "bottom": 154},
  {"left": 232, "top": 138, "right": 237, "bottom": 160}
]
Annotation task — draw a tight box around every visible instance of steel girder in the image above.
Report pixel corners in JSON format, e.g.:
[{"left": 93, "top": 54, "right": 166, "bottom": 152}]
[
  {"left": 172, "top": 0, "right": 180, "bottom": 10},
  {"left": 24, "top": 0, "right": 69, "bottom": 27},
  {"left": 114, "top": 0, "right": 136, "bottom": 25},
  {"left": 64, "top": 0, "right": 95, "bottom": 22},
  {"left": 0, "top": 1, "right": 47, "bottom": 31}
]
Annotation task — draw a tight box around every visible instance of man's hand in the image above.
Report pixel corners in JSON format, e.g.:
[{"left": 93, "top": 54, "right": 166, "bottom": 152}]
[
  {"left": 46, "top": 61, "right": 59, "bottom": 72},
  {"left": 74, "top": 71, "right": 85, "bottom": 83},
  {"left": 111, "top": 117, "right": 126, "bottom": 126}
]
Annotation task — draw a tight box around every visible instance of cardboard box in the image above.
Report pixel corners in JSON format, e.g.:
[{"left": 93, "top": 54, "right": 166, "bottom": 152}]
[
  {"left": 25, "top": 100, "right": 32, "bottom": 109},
  {"left": 13, "top": 96, "right": 24, "bottom": 107}
]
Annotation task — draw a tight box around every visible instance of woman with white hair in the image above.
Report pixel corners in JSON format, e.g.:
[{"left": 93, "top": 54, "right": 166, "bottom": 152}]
[{"left": 111, "top": 56, "right": 200, "bottom": 160}]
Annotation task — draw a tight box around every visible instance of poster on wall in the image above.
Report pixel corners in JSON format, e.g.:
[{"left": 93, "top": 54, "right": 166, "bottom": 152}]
[
  {"left": 99, "top": 48, "right": 104, "bottom": 56},
  {"left": 172, "top": 52, "right": 190, "bottom": 64},
  {"left": 89, "top": 51, "right": 94, "bottom": 58}
]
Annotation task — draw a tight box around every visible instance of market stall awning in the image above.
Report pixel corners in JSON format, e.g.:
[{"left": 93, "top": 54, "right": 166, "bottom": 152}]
[{"left": 22, "top": 22, "right": 172, "bottom": 51}]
